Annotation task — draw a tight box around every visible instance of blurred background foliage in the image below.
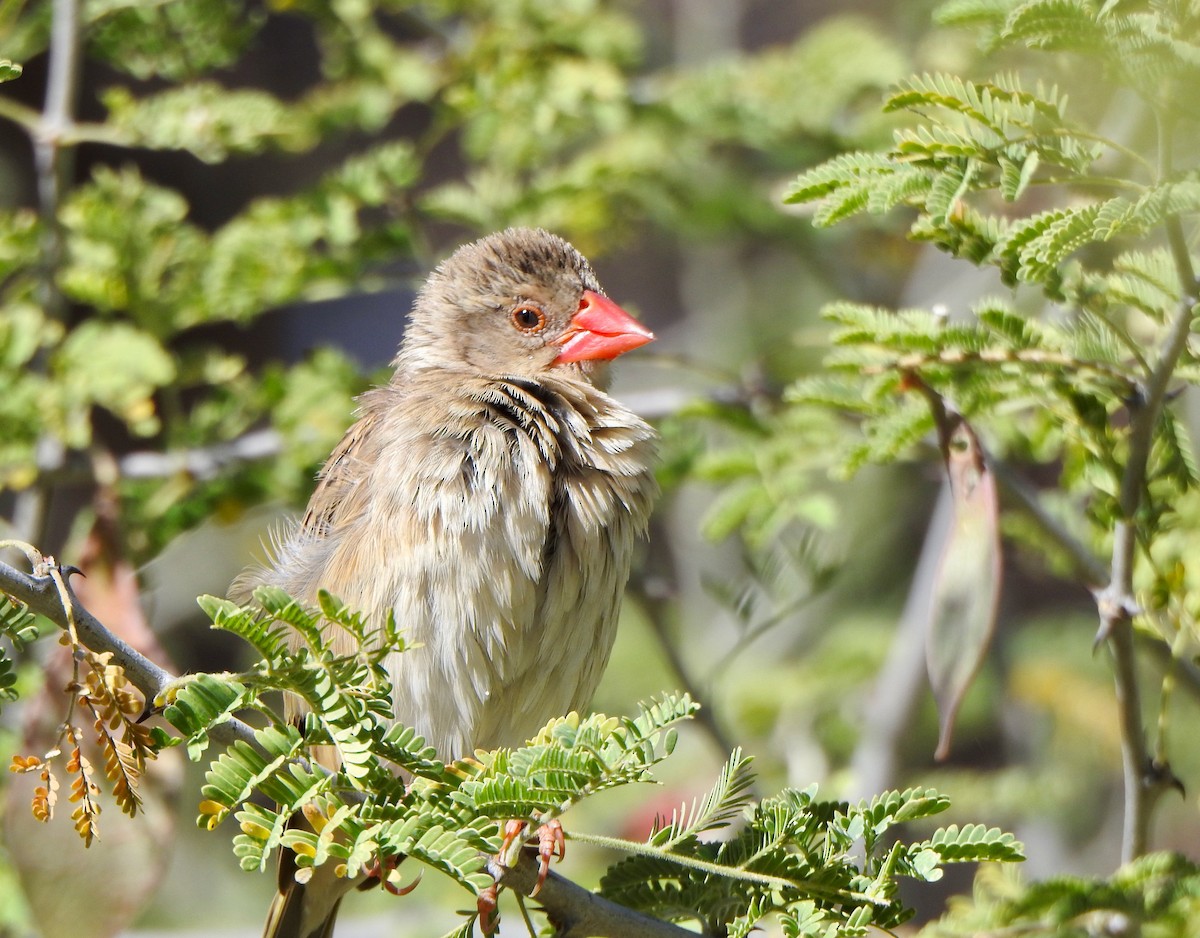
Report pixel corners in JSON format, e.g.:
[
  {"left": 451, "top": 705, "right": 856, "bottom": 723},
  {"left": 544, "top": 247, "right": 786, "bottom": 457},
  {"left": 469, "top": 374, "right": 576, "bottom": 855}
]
[{"left": 2, "top": 0, "right": 1199, "bottom": 935}]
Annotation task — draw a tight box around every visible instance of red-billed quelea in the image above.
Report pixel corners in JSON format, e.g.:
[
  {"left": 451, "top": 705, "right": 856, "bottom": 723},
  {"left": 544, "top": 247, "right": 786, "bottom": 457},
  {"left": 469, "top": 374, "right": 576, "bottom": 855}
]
[{"left": 236, "top": 228, "right": 659, "bottom": 938}]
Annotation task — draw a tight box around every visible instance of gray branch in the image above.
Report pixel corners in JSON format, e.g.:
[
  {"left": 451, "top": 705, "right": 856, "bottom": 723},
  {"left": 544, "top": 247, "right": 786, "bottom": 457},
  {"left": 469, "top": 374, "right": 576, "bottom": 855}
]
[{"left": 494, "top": 858, "right": 696, "bottom": 938}]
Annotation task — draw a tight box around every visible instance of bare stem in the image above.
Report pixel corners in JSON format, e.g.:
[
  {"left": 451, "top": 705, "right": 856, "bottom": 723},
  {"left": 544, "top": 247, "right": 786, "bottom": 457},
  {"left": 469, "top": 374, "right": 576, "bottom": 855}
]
[{"left": 1098, "top": 109, "right": 1200, "bottom": 861}]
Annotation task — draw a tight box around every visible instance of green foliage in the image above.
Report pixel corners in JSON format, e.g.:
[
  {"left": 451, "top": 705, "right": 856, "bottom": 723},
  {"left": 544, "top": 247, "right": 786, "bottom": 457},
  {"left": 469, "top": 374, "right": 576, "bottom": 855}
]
[
  {"left": 781, "top": 0, "right": 1200, "bottom": 546},
  {"left": 752, "top": 3, "right": 1200, "bottom": 934},
  {"left": 600, "top": 778, "right": 1022, "bottom": 937},
  {"left": 924, "top": 852, "right": 1200, "bottom": 937},
  {"left": 0, "top": 594, "right": 39, "bottom": 710},
  {"left": 168, "top": 590, "right": 697, "bottom": 923},
  {"left": 151, "top": 589, "right": 1021, "bottom": 935}
]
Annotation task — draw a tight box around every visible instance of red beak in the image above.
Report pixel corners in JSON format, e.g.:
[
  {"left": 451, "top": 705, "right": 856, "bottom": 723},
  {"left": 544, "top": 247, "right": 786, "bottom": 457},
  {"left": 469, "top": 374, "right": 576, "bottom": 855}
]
[{"left": 553, "top": 290, "right": 655, "bottom": 364}]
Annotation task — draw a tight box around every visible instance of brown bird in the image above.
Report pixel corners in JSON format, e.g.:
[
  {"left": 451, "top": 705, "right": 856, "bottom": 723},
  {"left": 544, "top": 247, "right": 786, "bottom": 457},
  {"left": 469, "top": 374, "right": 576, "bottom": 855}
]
[{"left": 236, "top": 227, "right": 659, "bottom": 938}]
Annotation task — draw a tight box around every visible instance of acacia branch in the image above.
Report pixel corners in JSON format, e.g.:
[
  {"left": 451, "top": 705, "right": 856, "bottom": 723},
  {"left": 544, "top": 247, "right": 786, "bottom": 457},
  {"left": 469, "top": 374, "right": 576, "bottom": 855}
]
[
  {"left": 495, "top": 858, "right": 696, "bottom": 938},
  {"left": 0, "top": 555, "right": 261, "bottom": 751}
]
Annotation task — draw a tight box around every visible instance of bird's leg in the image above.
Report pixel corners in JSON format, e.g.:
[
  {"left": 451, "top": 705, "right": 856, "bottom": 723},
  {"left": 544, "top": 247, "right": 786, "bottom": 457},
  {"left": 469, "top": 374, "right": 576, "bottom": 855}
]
[
  {"left": 532, "top": 819, "right": 566, "bottom": 895},
  {"left": 477, "top": 818, "right": 565, "bottom": 931},
  {"left": 499, "top": 818, "right": 566, "bottom": 896}
]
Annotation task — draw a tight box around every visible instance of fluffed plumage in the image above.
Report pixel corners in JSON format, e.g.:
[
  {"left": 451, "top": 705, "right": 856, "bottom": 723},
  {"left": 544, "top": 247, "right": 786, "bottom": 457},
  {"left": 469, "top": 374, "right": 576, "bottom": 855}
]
[{"left": 237, "top": 228, "right": 659, "bottom": 938}]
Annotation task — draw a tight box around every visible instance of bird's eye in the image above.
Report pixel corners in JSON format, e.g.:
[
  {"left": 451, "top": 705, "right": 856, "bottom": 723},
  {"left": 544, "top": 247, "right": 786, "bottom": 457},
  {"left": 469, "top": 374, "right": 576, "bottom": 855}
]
[{"left": 511, "top": 305, "right": 546, "bottom": 333}]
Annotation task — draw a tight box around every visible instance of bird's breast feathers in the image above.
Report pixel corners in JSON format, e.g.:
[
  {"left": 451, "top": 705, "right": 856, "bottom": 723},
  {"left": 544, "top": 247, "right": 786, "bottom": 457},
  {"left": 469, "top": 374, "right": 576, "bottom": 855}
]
[{"left": 279, "top": 373, "right": 656, "bottom": 756}]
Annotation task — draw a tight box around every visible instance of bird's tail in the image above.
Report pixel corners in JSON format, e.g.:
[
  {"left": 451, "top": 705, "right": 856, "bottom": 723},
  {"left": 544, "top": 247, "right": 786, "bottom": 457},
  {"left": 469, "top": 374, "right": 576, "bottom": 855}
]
[{"left": 262, "top": 845, "right": 353, "bottom": 938}]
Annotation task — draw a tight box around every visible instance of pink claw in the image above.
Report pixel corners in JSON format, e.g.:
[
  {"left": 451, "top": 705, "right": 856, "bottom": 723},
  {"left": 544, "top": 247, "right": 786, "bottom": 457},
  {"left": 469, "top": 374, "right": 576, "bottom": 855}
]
[{"left": 531, "top": 819, "right": 566, "bottom": 897}]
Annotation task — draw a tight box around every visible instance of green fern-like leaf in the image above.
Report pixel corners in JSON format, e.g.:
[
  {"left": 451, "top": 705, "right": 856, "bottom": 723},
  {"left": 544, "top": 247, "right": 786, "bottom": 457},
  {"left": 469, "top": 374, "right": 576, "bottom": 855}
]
[
  {"left": 0, "top": 651, "right": 19, "bottom": 705},
  {"left": 199, "top": 723, "right": 322, "bottom": 827},
  {"left": 863, "top": 787, "right": 952, "bottom": 834},
  {"left": 843, "top": 401, "right": 936, "bottom": 474},
  {"left": 924, "top": 159, "right": 977, "bottom": 222},
  {"left": 1104, "top": 248, "right": 1181, "bottom": 320},
  {"left": 784, "top": 151, "right": 897, "bottom": 203},
  {"left": 650, "top": 749, "right": 757, "bottom": 848},
  {"left": 785, "top": 152, "right": 918, "bottom": 226},
  {"left": 911, "top": 203, "right": 1012, "bottom": 265},
  {"left": 1151, "top": 410, "right": 1200, "bottom": 492},
  {"left": 253, "top": 585, "right": 327, "bottom": 651},
  {"left": 198, "top": 595, "right": 289, "bottom": 660},
  {"left": 0, "top": 594, "right": 38, "bottom": 707},
  {"left": 998, "top": 150, "right": 1039, "bottom": 201},
  {"left": 162, "top": 672, "right": 253, "bottom": 759},
  {"left": 975, "top": 299, "right": 1052, "bottom": 349},
  {"left": 781, "top": 899, "right": 837, "bottom": 938},
  {"left": 0, "top": 593, "right": 38, "bottom": 648},
  {"left": 374, "top": 722, "right": 447, "bottom": 780},
  {"left": 926, "top": 823, "right": 1026, "bottom": 862},
  {"left": 1001, "top": 0, "right": 1107, "bottom": 51},
  {"left": 895, "top": 124, "right": 994, "bottom": 162},
  {"left": 402, "top": 823, "right": 494, "bottom": 894},
  {"left": 232, "top": 802, "right": 292, "bottom": 872}
]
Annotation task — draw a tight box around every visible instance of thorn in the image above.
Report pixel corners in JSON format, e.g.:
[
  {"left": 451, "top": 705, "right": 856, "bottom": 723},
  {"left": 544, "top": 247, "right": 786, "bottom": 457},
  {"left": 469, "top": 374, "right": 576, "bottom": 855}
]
[
  {"left": 1149, "top": 759, "right": 1186, "bottom": 798},
  {"left": 1091, "top": 587, "right": 1140, "bottom": 649},
  {"left": 382, "top": 868, "right": 421, "bottom": 896}
]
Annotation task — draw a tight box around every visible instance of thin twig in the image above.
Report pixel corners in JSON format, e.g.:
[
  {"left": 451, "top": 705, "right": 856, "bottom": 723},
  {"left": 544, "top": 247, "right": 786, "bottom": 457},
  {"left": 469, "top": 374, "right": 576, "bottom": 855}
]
[
  {"left": 847, "top": 484, "right": 952, "bottom": 799},
  {"left": 992, "top": 460, "right": 1200, "bottom": 702},
  {"left": 1096, "top": 107, "right": 1200, "bottom": 860}
]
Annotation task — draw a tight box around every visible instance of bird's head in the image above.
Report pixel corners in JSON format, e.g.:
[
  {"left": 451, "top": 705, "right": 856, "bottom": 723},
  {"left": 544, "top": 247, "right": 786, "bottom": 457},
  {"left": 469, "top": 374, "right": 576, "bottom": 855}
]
[{"left": 399, "top": 227, "right": 654, "bottom": 380}]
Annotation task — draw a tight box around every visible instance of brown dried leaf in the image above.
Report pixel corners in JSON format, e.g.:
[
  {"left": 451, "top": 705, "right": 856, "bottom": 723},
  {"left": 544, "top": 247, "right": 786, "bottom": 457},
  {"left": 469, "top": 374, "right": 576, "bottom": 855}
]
[
  {"left": 65, "top": 746, "right": 103, "bottom": 844},
  {"left": 72, "top": 804, "right": 99, "bottom": 847},
  {"left": 98, "top": 726, "right": 143, "bottom": 817},
  {"left": 31, "top": 768, "right": 58, "bottom": 822}
]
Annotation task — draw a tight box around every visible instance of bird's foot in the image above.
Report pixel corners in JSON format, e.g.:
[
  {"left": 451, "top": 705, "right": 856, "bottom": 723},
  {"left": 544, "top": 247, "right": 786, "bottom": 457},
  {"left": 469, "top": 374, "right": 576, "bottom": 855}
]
[
  {"left": 499, "top": 818, "right": 566, "bottom": 896},
  {"left": 477, "top": 818, "right": 566, "bottom": 930}
]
